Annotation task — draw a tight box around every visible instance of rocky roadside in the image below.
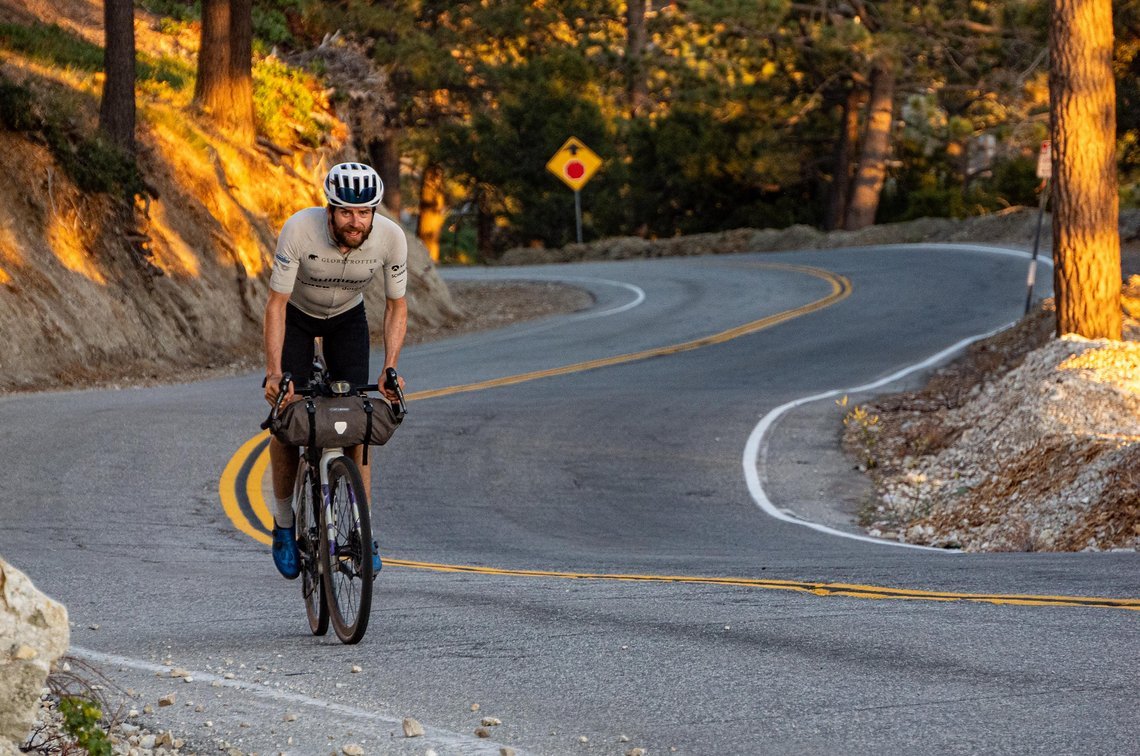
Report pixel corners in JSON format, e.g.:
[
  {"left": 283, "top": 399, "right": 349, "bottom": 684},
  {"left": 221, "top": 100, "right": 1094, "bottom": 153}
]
[{"left": 845, "top": 280, "right": 1140, "bottom": 552}]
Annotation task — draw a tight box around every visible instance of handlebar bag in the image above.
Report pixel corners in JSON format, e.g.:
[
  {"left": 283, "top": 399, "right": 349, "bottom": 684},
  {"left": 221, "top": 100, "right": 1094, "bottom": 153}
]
[{"left": 269, "top": 395, "right": 400, "bottom": 449}]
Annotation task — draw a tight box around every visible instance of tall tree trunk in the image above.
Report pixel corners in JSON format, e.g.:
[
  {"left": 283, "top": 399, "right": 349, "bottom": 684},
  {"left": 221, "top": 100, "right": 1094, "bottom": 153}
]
[
  {"left": 99, "top": 0, "right": 136, "bottom": 152},
  {"left": 226, "top": 0, "right": 255, "bottom": 144},
  {"left": 476, "top": 183, "right": 494, "bottom": 258},
  {"left": 844, "top": 61, "right": 895, "bottom": 231},
  {"left": 417, "top": 164, "right": 446, "bottom": 263},
  {"left": 194, "top": 0, "right": 230, "bottom": 113},
  {"left": 625, "top": 0, "right": 648, "bottom": 118},
  {"left": 824, "top": 86, "right": 861, "bottom": 231},
  {"left": 1049, "top": 0, "right": 1121, "bottom": 338},
  {"left": 368, "top": 134, "right": 402, "bottom": 216},
  {"left": 194, "top": 0, "right": 254, "bottom": 142}
]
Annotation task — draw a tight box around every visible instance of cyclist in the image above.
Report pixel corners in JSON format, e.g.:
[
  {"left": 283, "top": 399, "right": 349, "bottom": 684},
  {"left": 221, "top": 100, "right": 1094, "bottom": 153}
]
[{"left": 262, "top": 162, "right": 408, "bottom": 580}]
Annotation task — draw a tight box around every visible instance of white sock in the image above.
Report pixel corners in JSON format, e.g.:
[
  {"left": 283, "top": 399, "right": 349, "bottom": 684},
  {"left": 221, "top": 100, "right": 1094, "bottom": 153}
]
[{"left": 274, "top": 496, "right": 294, "bottom": 529}]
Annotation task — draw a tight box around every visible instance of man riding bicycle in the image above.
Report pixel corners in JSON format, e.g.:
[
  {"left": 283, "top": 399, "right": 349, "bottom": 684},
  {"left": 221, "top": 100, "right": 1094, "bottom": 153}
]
[{"left": 262, "top": 162, "right": 408, "bottom": 580}]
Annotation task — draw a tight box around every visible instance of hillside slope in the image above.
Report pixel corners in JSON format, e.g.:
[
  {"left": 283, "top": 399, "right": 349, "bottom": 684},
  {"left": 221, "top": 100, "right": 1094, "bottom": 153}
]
[{"left": 0, "top": 0, "right": 461, "bottom": 391}]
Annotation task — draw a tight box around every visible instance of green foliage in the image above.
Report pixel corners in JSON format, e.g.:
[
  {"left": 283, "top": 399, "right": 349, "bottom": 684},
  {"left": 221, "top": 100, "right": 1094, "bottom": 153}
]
[
  {"left": 837, "top": 395, "right": 880, "bottom": 471},
  {"left": 253, "top": 55, "right": 330, "bottom": 147},
  {"left": 0, "top": 78, "right": 39, "bottom": 131},
  {"left": 139, "top": 0, "right": 314, "bottom": 48},
  {"left": 46, "top": 126, "right": 148, "bottom": 197},
  {"left": 57, "top": 696, "right": 113, "bottom": 756},
  {"left": 0, "top": 19, "right": 193, "bottom": 94},
  {"left": 436, "top": 54, "right": 614, "bottom": 249},
  {"left": 137, "top": 0, "right": 199, "bottom": 22},
  {"left": 0, "top": 21, "right": 103, "bottom": 71},
  {"left": 625, "top": 105, "right": 818, "bottom": 236},
  {"left": 139, "top": 53, "right": 195, "bottom": 92},
  {"left": 16, "top": 0, "right": 1131, "bottom": 244},
  {"left": 0, "top": 72, "right": 146, "bottom": 199},
  {"left": 1116, "top": 0, "right": 1140, "bottom": 198}
]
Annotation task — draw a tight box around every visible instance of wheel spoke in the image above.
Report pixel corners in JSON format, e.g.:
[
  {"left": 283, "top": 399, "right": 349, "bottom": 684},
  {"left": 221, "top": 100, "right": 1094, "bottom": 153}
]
[{"left": 320, "top": 457, "right": 372, "bottom": 643}]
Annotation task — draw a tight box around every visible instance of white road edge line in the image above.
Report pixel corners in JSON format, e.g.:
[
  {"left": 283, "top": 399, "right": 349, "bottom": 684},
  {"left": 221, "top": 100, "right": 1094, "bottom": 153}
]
[
  {"left": 71, "top": 646, "right": 514, "bottom": 755},
  {"left": 743, "top": 242, "right": 1054, "bottom": 551},
  {"left": 467, "top": 274, "right": 646, "bottom": 322},
  {"left": 425, "top": 275, "right": 646, "bottom": 348}
]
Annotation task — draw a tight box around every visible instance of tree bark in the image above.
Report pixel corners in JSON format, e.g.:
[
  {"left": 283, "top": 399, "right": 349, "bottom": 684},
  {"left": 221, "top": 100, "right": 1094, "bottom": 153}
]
[
  {"left": 226, "top": 0, "right": 255, "bottom": 143},
  {"left": 194, "top": 0, "right": 230, "bottom": 111},
  {"left": 824, "top": 86, "right": 862, "bottom": 231},
  {"left": 1049, "top": 0, "right": 1121, "bottom": 338},
  {"left": 476, "top": 182, "right": 494, "bottom": 258},
  {"left": 844, "top": 61, "right": 895, "bottom": 231},
  {"left": 417, "top": 164, "right": 446, "bottom": 263},
  {"left": 368, "top": 134, "right": 402, "bottom": 216},
  {"left": 625, "top": 0, "right": 649, "bottom": 118},
  {"left": 99, "top": 0, "right": 137, "bottom": 152},
  {"left": 193, "top": 0, "right": 255, "bottom": 143}
]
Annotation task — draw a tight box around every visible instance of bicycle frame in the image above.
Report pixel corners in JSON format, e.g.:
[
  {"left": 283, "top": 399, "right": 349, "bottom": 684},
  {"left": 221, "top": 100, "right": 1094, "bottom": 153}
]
[
  {"left": 310, "top": 444, "right": 358, "bottom": 567},
  {"left": 261, "top": 338, "right": 405, "bottom": 643}
]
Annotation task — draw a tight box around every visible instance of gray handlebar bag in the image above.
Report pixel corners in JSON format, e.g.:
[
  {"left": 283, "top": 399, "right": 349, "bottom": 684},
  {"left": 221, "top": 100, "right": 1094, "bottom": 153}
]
[{"left": 270, "top": 395, "right": 401, "bottom": 449}]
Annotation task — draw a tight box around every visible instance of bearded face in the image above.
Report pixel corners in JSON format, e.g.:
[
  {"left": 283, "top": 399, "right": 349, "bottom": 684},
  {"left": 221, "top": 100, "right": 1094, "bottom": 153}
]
[{"left": 328, "top": 207, "right": 376, "bottom": 249}]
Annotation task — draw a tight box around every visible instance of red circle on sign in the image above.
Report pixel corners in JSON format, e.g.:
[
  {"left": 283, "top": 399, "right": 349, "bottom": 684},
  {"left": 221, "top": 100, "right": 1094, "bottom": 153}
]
[{"left": 565, "top": 161, "right": 585, "bottom": 180}]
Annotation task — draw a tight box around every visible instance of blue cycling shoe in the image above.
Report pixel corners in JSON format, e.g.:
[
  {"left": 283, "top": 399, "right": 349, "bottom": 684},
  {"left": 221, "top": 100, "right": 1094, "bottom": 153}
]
[
  {"left": 272, "top": 522, "right": 300, "bottom": 580},
  {"left": 372, "top": 541, "right": 382, "bottom": 574}
]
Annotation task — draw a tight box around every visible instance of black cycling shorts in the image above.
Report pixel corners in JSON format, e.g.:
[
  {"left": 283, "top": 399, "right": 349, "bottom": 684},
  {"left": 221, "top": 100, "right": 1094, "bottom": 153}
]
[{"left": 282, "top": 302, "right": 370, "bottom": 388}]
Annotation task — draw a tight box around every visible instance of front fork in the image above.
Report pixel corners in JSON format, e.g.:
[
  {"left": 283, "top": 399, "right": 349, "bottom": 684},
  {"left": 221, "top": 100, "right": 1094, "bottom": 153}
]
[{"left": 319, "top": 448, "right": 361, "bottom": 566}]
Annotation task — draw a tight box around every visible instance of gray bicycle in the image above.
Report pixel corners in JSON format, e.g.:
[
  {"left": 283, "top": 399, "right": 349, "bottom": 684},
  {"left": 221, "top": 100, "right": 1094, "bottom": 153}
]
[{"left": 262, "top": 352, "right": 406, "bottom": 644}]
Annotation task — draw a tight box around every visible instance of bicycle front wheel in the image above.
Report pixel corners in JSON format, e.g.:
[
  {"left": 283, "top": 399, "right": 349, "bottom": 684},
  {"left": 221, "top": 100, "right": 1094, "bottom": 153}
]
[
  {"left": 319, "top": 456, "right": 373, "bottom": 644},
  {"left": 295, "top": 460, "right": 328, "bottom": 636}
]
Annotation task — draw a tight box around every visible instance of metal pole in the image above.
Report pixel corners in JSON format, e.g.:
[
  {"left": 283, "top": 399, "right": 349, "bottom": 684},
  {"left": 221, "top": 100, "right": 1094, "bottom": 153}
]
[
  {"left": 574, "top": 189, "right": 583, "bottom": 244},
  {"left": 1024, "top": 179, "right": 1049, "bottom": 315}
]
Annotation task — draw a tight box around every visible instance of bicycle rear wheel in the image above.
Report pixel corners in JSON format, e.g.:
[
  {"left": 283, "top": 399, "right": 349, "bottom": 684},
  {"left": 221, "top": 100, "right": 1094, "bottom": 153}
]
[
  {"left": 295, "top": 460, "right": 328, "bottom": 636},
  {"left": 319, "top": 456, "right": 372, "bottom": 644}
]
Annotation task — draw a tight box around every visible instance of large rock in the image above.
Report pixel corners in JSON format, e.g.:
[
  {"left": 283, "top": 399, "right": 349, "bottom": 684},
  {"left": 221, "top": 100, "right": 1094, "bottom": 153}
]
[{"left": 0, "top": 556, "right": 69, "bottom": 752}]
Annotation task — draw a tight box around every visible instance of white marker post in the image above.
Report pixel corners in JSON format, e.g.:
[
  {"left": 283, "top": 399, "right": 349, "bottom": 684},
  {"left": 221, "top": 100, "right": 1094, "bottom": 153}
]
[{"left": 1026, "top": 140, "right": 1051, "bottom": 315}]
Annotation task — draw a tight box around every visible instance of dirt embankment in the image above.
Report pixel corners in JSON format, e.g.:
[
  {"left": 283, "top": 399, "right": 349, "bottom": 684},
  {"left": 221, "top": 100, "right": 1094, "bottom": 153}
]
[{"left": 0, "top": 0, "right": 463, "bottom": 393}]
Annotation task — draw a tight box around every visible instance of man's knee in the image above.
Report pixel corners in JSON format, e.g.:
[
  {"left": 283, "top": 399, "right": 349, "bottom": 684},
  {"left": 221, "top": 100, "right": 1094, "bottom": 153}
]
[{"left": 269, "top": 437, "right": 299, "bottom": 465}]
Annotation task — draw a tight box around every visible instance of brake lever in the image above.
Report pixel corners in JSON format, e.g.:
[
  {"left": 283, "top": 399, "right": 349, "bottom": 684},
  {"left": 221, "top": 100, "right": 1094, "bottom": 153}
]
[
  {"left": 384, "top": 367, "right": 407, "bottom": 421},
  {"left": 259, "top": 372, "right": 293, "bottom": 430}
]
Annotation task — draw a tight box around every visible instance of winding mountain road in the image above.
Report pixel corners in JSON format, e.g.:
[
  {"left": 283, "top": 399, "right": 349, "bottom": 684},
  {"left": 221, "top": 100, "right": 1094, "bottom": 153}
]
[{"left": 2, "top": 244, "right": 1136, "bottom": 755}]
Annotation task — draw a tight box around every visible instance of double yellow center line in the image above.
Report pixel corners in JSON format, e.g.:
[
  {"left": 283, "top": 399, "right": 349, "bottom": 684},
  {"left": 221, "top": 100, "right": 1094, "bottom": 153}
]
[{"left": 218, "top": 263, "right": 1139, "bottom": 611}]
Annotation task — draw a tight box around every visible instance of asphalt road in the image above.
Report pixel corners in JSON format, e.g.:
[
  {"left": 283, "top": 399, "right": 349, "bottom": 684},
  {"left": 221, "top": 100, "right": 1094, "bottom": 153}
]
[{"left": 1, "top": 244, "right": 1136, "bottom": 755}]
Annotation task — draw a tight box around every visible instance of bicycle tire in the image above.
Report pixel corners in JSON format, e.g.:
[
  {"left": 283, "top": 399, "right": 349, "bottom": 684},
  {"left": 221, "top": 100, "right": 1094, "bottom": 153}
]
[
  {"left": 319, "top": 455, "right": 372, "bottom": 644},
  {"left": 295, "top": 460, "right": 328, "bottom": 636}
]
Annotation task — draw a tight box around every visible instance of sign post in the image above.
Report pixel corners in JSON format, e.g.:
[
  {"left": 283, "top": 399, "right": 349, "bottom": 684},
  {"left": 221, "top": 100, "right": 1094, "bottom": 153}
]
[
  {"left": 1026, "top": 140, "right": 1051, "bottom": 315},
  {"left": 546, "top": 136, "right": 602, "bottom": 244}
]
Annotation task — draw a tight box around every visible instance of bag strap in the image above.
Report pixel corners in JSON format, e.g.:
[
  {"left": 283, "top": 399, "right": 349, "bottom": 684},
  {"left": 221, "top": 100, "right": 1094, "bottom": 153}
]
[
  {"left": 362, "top": 396, "right": 374, "bottom": 466},
  {"left": 305, "top": 398, "right": 317, "bottom": 450}
]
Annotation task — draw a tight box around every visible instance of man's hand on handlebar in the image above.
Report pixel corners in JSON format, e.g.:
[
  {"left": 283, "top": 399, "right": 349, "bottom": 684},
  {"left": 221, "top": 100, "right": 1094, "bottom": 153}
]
[
  {"left": 264, "top": 372, "right": 294, "bottom": 406},
  {"left": 381, "top": 369, "right": 405, "bottom": 404}
]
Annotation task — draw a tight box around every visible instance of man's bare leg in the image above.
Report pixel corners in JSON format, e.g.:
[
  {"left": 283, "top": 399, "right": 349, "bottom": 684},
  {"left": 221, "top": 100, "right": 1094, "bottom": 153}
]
[
  {"left": 347, "top": 445, "right": 371, "bottom": 506},
  {"left": 269, "top": 438, "right": 300, "bottom": 527}
]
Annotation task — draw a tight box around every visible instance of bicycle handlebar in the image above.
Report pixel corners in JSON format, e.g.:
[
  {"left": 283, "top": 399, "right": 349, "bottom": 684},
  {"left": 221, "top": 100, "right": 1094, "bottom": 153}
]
[
  {"left": 259, "top": 369, "right": 407, "bottom": 431},
  {"left": 384, "top": 367, "right": 408, "bottom": 421},
  {"left": 259, "top": 372, "right": 294, "bottom": 430}
]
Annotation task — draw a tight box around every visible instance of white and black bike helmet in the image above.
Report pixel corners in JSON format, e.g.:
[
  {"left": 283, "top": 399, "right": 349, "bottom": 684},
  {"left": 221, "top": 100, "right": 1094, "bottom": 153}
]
[{"left": 324, "top": 162, "right": 383, "bottom": 208}]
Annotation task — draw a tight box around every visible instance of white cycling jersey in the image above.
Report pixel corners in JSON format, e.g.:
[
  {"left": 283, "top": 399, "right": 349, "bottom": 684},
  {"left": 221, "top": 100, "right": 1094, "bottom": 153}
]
[{"left": 269, "top": 207, "right": 408, "bottom": 318}]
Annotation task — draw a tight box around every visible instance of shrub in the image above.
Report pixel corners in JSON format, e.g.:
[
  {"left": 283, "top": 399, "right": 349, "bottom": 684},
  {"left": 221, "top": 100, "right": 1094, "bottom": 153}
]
[
  {"left": 57, "top": 696, "right": 113, "bottom": 756},
  {"left": 253, "top": 54, "right": 331, "bottom": 147},
  {"left": 0, "top": 77, "right": 41, "bottom": 131}
]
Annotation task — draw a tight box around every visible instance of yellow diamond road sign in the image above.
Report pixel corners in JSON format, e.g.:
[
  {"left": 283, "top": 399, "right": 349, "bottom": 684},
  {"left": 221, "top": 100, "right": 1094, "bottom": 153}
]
[{"left": 546, "top": 137, "right": 602, "bottom": 191}]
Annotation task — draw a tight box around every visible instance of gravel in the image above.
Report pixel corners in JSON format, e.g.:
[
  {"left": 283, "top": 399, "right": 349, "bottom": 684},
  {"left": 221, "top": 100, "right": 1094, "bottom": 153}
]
[{"left": 850, "top": 281, "right": 1140, "bottom": 552}]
